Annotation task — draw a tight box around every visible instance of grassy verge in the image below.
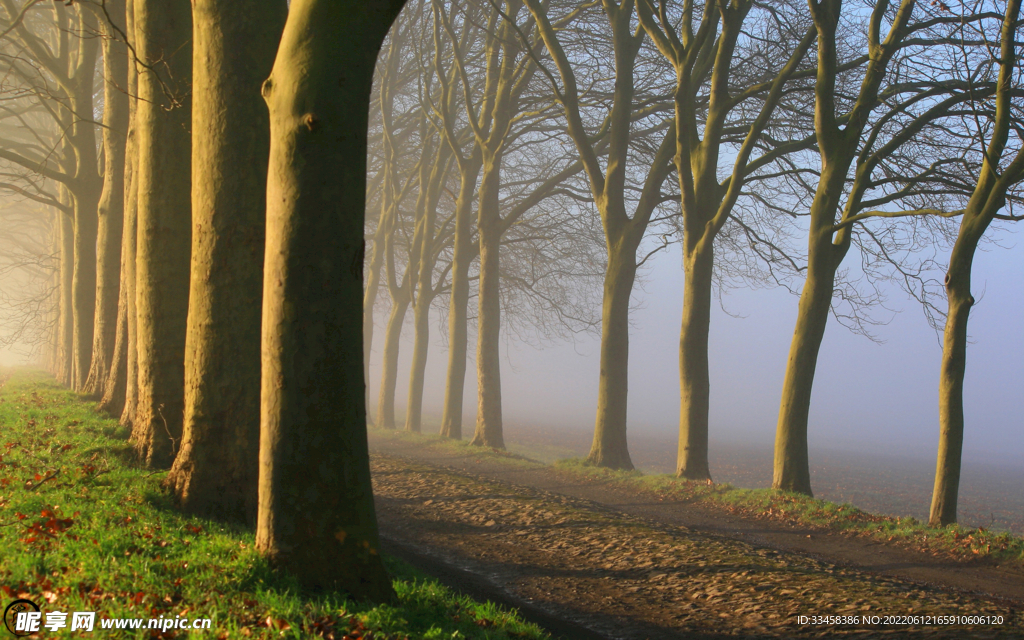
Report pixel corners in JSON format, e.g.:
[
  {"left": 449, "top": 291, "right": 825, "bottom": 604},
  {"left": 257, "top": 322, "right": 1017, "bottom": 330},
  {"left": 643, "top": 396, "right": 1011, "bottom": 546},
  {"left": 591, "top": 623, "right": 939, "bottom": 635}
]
[
  {"left": 0, "top": 369, "right": 549, "bottom": 639},
  {"left": 552, "top": 458, "right": 1024, "bottom": 567},
  {"left": 369, "top": 427, "right": 1024, "bottom": 568}
]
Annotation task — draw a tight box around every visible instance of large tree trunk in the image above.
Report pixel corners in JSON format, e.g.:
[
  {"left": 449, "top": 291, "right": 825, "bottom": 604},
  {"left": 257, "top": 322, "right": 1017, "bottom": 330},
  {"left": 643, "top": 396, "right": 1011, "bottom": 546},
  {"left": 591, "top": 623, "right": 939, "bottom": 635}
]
[
  {"left": 257, "top": 0, "right": 401, "bottom": 599},
  {"left": 930, "top": 218, "right": 987, "bottom": 526},
  {"left": 676, "top": 241, "right": 714, "bottom": 480},
  {"left": 375, "top": 295, "right": 409, "bottom": 429},
  {"left": 439, "top": 158, "right": 482, "bottom": 439},
  {"left": 131, "top": 0, "right": 192, "bottom": 468},
  {"left": 587, "top": 241, "right": 636, "bottom": 469},
  {"left": 470, "top": 155, "right": 504, "bottom": 449},
  {"left": 84, "top": 0, "right": 129, "bottom": 397},
  {"left": 772, "top": 234, "right": 843, "bottom": 496},
  {"left": 164, "top": 0, "right": 286, "bottom": 525}
]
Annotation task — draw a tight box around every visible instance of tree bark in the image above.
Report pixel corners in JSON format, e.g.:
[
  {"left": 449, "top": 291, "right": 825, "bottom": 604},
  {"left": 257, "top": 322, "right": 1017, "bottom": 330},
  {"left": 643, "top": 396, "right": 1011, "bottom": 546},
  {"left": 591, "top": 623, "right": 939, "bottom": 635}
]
[
  {"left": 164, "top": 0, "right": 286, "bottom": 525},
  {"left": 257, "top": 0, "right": 402, "bottom": 599},
  {"left": 120, "top": 122, "right": 140, "bottom": 427},
  {"left": 99, "top": 0, "right": 137, "bottom": 418},
  {"left": 69, "top": 16, "right": 101, "bottom": 391},
  {"left": 586, "top": 240, "right": 636, "bottom": 469},
  {"left": 57, "top": 202, "right": 74, "bottom": 386},
  {"left": 470, "top": 153, "right": 504, "bottom": 449},
  {"left": 404, "top": 145, "right": 451, "bottom": 434},
  {"left": 676, "top": 241, "right": 714, "bottom": 479},
  {"left": 773, "top": 222, "right": 845, "bottom": 496},
  {"left": 84, "top": 0, "right": 129, "bottom": 397},
  {"left": 363, "top": 199, "right": 390, "bottom": 424},
  {"left": 375, "top": 295, "right": 409, "bottom": 429},
  {"left": 131, "top": 0, "right": 192, "bottom": 468},
  {"left": 404, "top": 288, "right": 431, "bottom": 433},
  {"left": 439, "top": 155, "right": 482, "bottom": 439},
  {"left": 929, "top": 261, "right": 974, "bottom": 526}
]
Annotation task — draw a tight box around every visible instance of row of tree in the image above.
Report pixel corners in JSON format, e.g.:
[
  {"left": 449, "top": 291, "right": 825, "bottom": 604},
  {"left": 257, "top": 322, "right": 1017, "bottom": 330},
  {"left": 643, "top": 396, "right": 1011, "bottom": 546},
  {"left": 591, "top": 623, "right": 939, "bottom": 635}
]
[
  {"left": 361, "top": 0, "right": 1023, "bottom": 531},
  {"left": 0, "top": 0, "right": 1020, "bottom": 602},
  {"left": 1, "top": 0, "right": 402, "bottom": 599}
]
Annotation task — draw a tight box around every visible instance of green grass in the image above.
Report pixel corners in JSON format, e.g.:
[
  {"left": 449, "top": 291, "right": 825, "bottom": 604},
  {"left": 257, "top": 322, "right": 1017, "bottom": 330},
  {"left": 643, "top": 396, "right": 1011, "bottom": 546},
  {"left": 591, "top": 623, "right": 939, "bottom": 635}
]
[
  {"left": 0, "top": 369, "right": 550, "bottom": 639},
  {"left": 369, "top": 426, "right": 1024, "bottom": 568}
]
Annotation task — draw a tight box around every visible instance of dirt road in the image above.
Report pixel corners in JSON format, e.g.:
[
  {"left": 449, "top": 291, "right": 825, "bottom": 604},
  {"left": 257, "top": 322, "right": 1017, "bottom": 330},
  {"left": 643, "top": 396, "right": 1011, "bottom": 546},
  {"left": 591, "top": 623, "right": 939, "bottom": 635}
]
[{"left": 369, "top": 433, "right": 1023, "bottom": 639}]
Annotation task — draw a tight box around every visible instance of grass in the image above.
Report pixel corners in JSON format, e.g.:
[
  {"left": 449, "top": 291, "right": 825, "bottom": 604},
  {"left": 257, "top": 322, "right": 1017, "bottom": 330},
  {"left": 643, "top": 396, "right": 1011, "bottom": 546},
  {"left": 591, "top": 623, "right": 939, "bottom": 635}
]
[
  {"left": 0, "top": 369, "right": 550, "bottom": 639},
  {"left": 553, "top": 457, "right": 1024, "bottom": 566},
  {"left": 369, "top": 426, "right": 1024, "bottom": 568}
]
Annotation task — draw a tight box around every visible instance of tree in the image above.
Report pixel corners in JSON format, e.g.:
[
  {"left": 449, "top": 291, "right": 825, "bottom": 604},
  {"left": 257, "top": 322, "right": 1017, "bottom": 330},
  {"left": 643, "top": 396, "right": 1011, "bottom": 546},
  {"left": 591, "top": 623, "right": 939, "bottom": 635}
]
[
  {"left": 0, "top": 0, "right": 102, "bottom": 390},
  {"left": 771, "top": 0, "right": 995, "bottom": 495},
  {"left": 164, "top": 0, "right": 286, "bottom": 524},
  {"left": 131, "top": 0, "right": 192, "bottom": 467},
  {"left": 432, "top": 0, "right": 485, "bottom": 440},
  {"left": 525, "top": 0, "right": 676, "bottom": 468},
  {"left": 99, "top": 0, "right": 138, "bottom": 423},
  {"left": 257, "top": 0, "right": 404, "bottom": 598},
  {"left": 638, "top": 0, "right": 816, "bottom": 479},
  {"left": 930, "top": 0, "right": 1024, "bottom": 526},
  {"left": 82, "top": 0, "right": 129, "bottom": 397}
]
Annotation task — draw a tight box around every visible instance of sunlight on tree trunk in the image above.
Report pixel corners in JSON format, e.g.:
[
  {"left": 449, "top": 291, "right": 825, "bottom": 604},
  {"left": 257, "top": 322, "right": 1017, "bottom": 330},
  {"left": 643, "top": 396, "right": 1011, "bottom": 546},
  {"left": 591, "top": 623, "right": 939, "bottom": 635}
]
[
  {"left": 84, "top": 0, "right": 128, "bottom": 397},
  {"left": 257, "top": 0, "right": 403, "bottom": 599},
  {"left": 131, "top": 0, "right": 192, "bottom": 468},
  {"left": 165, "top": 0, "right": 286, "bottom": 525}
]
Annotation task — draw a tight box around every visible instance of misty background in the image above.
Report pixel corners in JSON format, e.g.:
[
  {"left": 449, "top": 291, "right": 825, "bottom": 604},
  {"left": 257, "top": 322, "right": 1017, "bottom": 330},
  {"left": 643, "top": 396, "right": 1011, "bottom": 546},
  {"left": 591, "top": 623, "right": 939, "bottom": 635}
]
[
  {"left": 364, "top": 226, "right": 1023, "bottom": 531},
  {"left": 364, "top": 232, "right": 1021, "bottom": 462}
]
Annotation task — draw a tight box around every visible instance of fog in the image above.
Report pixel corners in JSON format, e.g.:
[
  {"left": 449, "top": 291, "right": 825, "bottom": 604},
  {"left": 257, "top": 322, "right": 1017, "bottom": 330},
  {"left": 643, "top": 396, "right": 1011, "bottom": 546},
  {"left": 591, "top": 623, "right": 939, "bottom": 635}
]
[{"left": 369, "top": 233, "right": 1023, "bottom": 467}]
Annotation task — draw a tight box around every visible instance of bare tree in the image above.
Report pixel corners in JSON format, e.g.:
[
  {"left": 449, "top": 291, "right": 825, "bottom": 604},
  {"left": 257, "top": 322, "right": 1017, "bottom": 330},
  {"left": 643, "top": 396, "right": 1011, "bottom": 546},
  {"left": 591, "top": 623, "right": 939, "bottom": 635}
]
[{"left": 929, "top": 0, "right": 1024, "bottom": 526}]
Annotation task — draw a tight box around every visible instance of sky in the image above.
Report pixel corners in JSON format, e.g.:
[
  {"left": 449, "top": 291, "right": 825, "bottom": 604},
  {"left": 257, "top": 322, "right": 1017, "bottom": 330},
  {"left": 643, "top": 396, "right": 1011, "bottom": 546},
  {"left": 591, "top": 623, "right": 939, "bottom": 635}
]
[{"left": 369, "top": 224, "right": 1023, "bottom": 468}]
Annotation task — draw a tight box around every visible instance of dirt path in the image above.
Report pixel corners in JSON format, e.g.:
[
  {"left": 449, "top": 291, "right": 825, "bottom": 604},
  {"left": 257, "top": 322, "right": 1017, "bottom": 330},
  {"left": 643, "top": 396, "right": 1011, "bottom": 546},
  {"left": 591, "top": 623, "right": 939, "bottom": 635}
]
[{"left": 369, "top": 436, "right": 1023, "bottom": 639}]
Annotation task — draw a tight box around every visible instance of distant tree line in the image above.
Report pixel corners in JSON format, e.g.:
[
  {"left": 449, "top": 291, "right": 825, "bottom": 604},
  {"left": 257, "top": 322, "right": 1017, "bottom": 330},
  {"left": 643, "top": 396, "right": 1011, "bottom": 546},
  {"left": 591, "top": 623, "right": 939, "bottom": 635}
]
[
  {"left": 364, "top": 0, "right": 1023, "bottom": 528},
  {"left": 0, "top": 0, "right": 1021, "bottom": 602}
]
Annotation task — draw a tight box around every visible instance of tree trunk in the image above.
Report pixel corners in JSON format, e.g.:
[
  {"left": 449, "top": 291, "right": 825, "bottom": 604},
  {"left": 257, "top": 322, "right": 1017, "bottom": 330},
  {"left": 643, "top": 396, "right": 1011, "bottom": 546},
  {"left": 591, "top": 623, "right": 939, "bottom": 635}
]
[
  {"left": 131, "top": 0, "right": 192, "bottom": 468},
  {"left": 471, "top": 154, "right": 504, "bottom": 449},
  {"left": 587, "top": 240, "right": 636, "bottom": 469},
  {"left": 375, "top": 295, "right": 409, "bottom": 429},
  {"left": 257, "top": 0, "right": 401, "bottom": 599},
  {"left": 71, "top": 182, "right": 100, "bottom": 391},
  {"left": 164, "top": 0, "right": 286, "bottom": 525},
  {"left": 930, "top": 218, "right": 987, "bottom": 526},
  {"left": 117, "top": 5, "right": 140, "bottom": 424},
  {"left": 363, "top": 205, "right": 390, "bottom": 424},
  {"left": 69, "top": 14, "right": 101, "bottom": 392},
  {"left": 404, "top": 288, "right": 432, "bottom": 433},
  {"left": 99, "top": 7, "right": 137, "bottom": 418},
  {"left": 772, "top": 239, "right": 841, "bottom": 496},
  {"left": 930, "top": 288, "right": 970, "bottom": 526},
  {"left": 120, "top": 125, "right": 140, "bottom": 427},
  {"left": 439, "top": 247, "right": 472, "bottom": 439},
  {"left": 57, "top": 205, "right": 74, "bottom": 386},
  {"left": 676, "top": 241, "right": 714, "bottom": 480},
  {"left": 84, "top": 0, "right": 129, "bottom": 396},
  {"left": 439, "top": 158, "right": 482, "bottom": 439}
]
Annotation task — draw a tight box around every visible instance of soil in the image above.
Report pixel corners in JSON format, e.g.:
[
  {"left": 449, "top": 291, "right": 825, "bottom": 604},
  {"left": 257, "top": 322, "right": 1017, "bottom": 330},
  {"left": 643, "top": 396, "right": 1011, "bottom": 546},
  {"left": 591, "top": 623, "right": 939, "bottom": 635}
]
[{"left": 369, "top": 433, "right": 1024, "bottom": 639}]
